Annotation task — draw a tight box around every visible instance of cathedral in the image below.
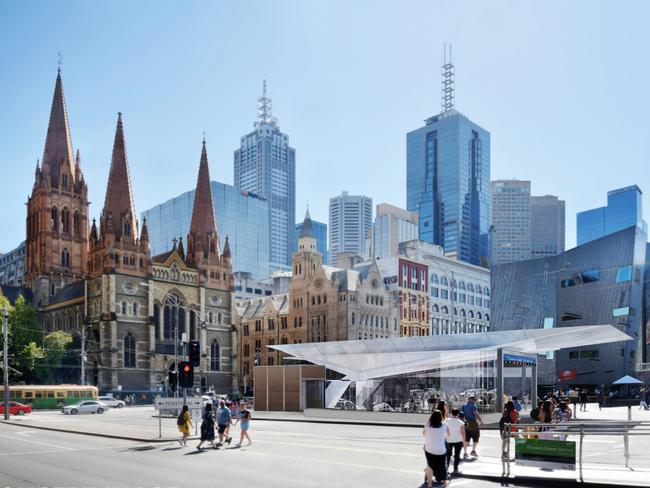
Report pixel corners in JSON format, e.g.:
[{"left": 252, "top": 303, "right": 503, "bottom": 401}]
[{"left": 23, "top": 69, "right": 235, "bottom": 395}]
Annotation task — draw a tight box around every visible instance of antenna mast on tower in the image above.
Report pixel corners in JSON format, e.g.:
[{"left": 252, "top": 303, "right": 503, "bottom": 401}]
[
  {"left": 441, "top": 43, "right": 455, "bottom": 114},
  {"left": 258, "top": 79, "right": 272, "bottom": 123}
]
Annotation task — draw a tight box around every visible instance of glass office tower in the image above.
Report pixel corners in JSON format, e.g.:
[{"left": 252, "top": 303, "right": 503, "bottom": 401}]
[
  {"left": 141, "top": 182, "right": 270, "bottom": 279},
  {"left": 234, "top": 83, "right": 296, "bottom": 268},
  {"left": 407, "top": 112, "right": 490, "bottom": 266},
  {"left": 577, "top": 185, "right": 647, "bottom": 245}
]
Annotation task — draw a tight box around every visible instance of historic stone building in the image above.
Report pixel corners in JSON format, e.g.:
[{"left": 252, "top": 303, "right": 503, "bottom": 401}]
[
  {"left": 234, "top": 211, "right": 398, "bottom": 391},
  {"left": 25, "top": 70, "right": 234, "bottom": 394}
]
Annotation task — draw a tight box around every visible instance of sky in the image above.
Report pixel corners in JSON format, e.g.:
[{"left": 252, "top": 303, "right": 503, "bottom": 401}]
[{"left": 1, "top": 0, "right": 649, "bottom": 253}]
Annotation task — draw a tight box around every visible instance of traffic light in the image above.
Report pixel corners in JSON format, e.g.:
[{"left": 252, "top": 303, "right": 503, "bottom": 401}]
[
  {"left": 178, "top": 361, "right": 194, "bottom": 388},
  {"left": 188, "top": 340, "right": 201, "bottom": 367},
  {"left": 200, "top": 376, "right": 207, "bottom": 392},
  {"left": 168, "top": 367, "right": 177, "bottom": 393}
]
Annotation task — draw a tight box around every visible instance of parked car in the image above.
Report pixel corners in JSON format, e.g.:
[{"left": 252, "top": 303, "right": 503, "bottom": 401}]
[
  {"left": 0, "top": 401, "right": 32, "bottom": 416},
  {"left": 335, "top": 400, "right": 359, "bottom": 410},
  {"left": 372, "top": 403, "right": 395, "bottom": 412},
  {"left": 98, "top": 396, "right": 125, "bottom": 408},
  {"left": 62, "top": 401, "right": 108, "bottom": 415}
]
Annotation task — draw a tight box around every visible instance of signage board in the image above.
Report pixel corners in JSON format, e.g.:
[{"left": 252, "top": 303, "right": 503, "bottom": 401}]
[
  {"left": 503, "top": 353, "right": 536, "bottom": 367},
  {"left": 557, "top": 368, "right": 577, "bottom": 382},
  {"left": 515, "top": 438, "right": 576, "bottom": 471},
  {"left": 154, "top": 396, "right": 203, "bottom": 411}
]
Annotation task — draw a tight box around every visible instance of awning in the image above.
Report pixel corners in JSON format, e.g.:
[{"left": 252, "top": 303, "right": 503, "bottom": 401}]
[{"left": 269, "top": 325, "right": 631, "bottom": 381}]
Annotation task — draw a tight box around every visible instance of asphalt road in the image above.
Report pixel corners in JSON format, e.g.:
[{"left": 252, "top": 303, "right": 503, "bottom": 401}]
[{"left": 0, "top": 422, "right": 568, "bottom": 488}]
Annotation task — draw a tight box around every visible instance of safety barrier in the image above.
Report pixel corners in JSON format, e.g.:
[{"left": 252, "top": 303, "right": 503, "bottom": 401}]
[{"left": 502, "top": 421, "right": 650, "bottom": 482}]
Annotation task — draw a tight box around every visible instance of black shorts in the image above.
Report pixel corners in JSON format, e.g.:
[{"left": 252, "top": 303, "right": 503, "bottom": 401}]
[
  {"left": 217, "top": 424, "right": 228, "bottom": 434},
  {"left": 465, "top": 429, "right": 480, "bottom": 442}
]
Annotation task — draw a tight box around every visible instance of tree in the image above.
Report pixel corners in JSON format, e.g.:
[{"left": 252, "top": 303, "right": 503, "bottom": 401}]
[
  {"left": 0, "top": 295, "right": 43, "bottom": 382},
  {"left": 33, "top": 331, "right": 73, "bottom": 384}
]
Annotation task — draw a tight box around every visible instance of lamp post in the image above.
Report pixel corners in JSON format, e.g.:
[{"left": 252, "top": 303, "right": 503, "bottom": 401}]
[{"left": 3, "top": 305, "right": 9, "bottom": 421}]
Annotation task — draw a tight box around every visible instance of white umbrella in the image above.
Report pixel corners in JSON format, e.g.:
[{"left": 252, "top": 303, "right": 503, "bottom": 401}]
[{"left": 612, "top": 375, "right": 644, "bottom": 385}]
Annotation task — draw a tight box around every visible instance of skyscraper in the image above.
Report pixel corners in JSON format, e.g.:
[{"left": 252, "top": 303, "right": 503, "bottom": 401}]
[
  {"left": 368, "top": 203, "right": 419, "bottom": 259},
  {"left": 490, "top": 180, "right": 531, "bottom": 265},
  {"left": 530, "top": 195, "right": 565, "bottom": 258},
  {"left": 234, "top": 81, "right": 296, "bottom": 268},
  {"left": 406, "top": 49, "right": 490, "bottom": 266},
  {"left": 329, "top": 191, "right": 373, "bottom": 264},
  {"left": 294, "top": 211, "right": 328, "bottom": 264},
  {"left": 577, "top": 185, "right": 647, "bottom": 246}
]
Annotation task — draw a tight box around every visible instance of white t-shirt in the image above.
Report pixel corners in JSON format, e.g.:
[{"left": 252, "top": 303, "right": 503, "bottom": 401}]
[
  {"left": 424, "top": 422, "right": 447, "bottom": 455},
  {"left": 446, "top": 417, "right": 465, "bottom": 443}
]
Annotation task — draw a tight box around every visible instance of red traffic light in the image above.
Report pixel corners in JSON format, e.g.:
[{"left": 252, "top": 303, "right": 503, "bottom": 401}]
[{"left": 183, "top": 364, "right": 191, "bottom": 373}]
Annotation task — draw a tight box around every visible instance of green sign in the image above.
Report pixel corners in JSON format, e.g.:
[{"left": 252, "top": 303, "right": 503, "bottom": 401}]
[{"left": 515, "top": 437, "right": 576, "bottom": 471}]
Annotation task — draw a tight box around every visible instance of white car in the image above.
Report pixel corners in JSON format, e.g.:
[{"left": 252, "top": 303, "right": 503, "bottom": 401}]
[
  {"left": 98, "top": 396, "right": 125, "bottom": 408},
  {"left": 372, "top": 403, "right": 395, "bottom": 412},
  {"left": 62, "top": 401, "right": 108, "bottom": 415}
]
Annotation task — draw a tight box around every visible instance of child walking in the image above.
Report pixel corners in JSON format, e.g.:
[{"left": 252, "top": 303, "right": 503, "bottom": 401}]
[{"left": 235, "top": 401, "right": 252, "bottom": 447}]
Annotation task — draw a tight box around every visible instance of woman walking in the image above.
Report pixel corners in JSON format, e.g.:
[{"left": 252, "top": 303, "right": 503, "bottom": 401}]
[
  {"left": 423, "top": 409, "right": 449, "bottom": 488},
  {"left": 446, "top": 408, "right": 466, "bottom": 476},
  {"left": 538, "top": 400, "right": 554, "bottom": 440},
  {"left": 499, "top": 401, "right": 518, "bottom": 457},
  {"left": 196, "top": 403, "right": 216, "bottom": 450},
  {"left": 177, "top": 405, "right": 192, "bottom": 447},
  {"left": 436, "top": 400, "right": 449, "bottom": 419},
  {"left": 235, "top": 401, "right": 252, "bottom": 447},
  {"left": 579, "top": 389, "right": 588, "bottom": 412}
]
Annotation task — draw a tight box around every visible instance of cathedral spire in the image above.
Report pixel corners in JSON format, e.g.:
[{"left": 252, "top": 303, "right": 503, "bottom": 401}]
[
  {"left": 187, "top": 138, "right": 220, "bottom": 262},
  {"left": 101, "top": 113, "right": 138, "bottom": 242},
  {"left": 42, "top": 69, "right": 76, "bottom": 188}
]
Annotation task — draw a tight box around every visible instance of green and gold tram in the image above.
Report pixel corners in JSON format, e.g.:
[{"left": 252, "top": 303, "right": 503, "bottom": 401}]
[{"left": 0, "top": 385, "right": 98, "bottom": 409}]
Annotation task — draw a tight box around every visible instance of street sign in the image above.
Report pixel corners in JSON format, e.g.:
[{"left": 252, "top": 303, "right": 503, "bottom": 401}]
[
  {"left": 154, "top": 396, "right": 202, "bottom": 411},
  {"left": 503, "top": 353, "right": 536, "bottom": 367},
  {"left": 515, "top": 438, "right": 576, "bottom": 470}
]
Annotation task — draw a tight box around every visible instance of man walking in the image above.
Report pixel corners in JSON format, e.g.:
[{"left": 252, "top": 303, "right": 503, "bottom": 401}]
[
  {"left": 215, "top": 399, "right": 232, "bottom": 447},
  {"left": 461, "top": 396, "right": 483, "bottom": 458}
]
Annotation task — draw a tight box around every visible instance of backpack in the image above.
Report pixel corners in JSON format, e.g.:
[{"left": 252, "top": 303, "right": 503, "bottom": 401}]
[{"left": 177, "top": 412, "right": 185, "bottom": 426}]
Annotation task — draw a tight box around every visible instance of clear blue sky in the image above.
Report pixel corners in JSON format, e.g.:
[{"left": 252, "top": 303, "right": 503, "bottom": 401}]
[{"left": 1, "top": 0, "right": 648, "bottom": 253}]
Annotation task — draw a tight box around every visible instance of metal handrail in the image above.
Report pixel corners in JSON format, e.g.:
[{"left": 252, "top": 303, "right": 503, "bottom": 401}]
[{"left": 502, "top": 421, "right": 650, "bottom": 481}]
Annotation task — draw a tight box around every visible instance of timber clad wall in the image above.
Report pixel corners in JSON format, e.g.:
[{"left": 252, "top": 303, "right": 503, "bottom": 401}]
[{"left": 254, "top": 365, "right": 326, "bottom": 411}]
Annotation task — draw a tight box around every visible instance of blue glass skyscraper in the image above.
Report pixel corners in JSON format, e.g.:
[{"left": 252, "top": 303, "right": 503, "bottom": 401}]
[
  {"left": 577, "top": 185, "right": 647, "bottom": 246},
  {"left": 234, "top": 81, "right": 296, "bottom": 268},
  {"left": 406, "top": 56, "right": 490, "bottom": 266}
]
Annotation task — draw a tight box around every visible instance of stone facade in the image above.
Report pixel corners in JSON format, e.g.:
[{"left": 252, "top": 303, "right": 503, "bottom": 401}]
[{"left": 25, "top": 70, "right": 234, "bottom": 394}]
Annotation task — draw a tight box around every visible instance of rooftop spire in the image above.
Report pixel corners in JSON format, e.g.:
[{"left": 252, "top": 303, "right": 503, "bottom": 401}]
[
  {"left": 441, "top": 43, "right": 455, "bottom": 114},
  {"left": 187, "top": 138, "right": 219, "bottom": 260},
  {"left": 300, "top": 208, "right": 315, "bottom": 239},
  {"left": 42, "top": 68, "right": 76, "bottom": 187},
  {"left": 257, "top": 79, "right": 272, "bottom": 123},
  {"left": 102, "top": 112, "right": 138, "bottom": 241}
]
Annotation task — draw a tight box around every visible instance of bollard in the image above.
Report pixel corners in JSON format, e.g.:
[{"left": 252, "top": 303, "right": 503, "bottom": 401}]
[
  {"left": 624, "top": 422, "right": 629, "bottom": 468},
  {"left": 506, "top": 424, "right": 512, "bottom": 478},
  {"left": 579, "top": 423, "right": 584, "bottom": 483}
]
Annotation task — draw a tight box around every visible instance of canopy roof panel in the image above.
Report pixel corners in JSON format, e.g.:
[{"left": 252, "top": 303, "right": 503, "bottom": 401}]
[{"left": 270, "top": 325, "right": 631, "bottom": 381}]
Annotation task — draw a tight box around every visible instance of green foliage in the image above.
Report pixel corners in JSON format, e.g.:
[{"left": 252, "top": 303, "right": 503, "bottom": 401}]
[{"left": 1, "top": 295, "right": 43, "bottom": 381}]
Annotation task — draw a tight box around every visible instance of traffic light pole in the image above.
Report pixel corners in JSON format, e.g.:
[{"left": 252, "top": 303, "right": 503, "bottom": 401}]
[{"left": 4, "top": 306, "right": 10, "bottom": 421}]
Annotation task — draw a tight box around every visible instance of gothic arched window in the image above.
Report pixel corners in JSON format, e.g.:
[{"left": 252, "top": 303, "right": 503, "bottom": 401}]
[
  {"left": 124, "top": 332, "right": 136, "bottom": 368},
  {"left": 61, "top": 208, "right": 70, "bottom": 234},
  {"left": 210, "top": 340, "right": 220, "bottom": 371},
  {"left": 61, "top": 248, "right": 70, "bottom": 268},
  {"left": 51, "top": 207, "right": 58, "bottom": 232},
  {"left": 154, "top": 304, "right": 160, "bottom": 329},
  {"left": 163, "top": 306, "right": 172, "bottom": 339},
  {"left": 73, "top": 211, "right": 80, "bottom": 236}
]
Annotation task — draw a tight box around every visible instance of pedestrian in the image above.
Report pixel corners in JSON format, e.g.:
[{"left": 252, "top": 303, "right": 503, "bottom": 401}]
[
  {"left": 499, "top": 401, "right": 518, "bottom": 458},
  {"left": 538, "top": 400, "right": 554, "bottom": 440},
  {"left": 597, "top": 390, "right": 606, "bottom": 410},
  {"left": 639, "top": 388, "right": 649, "bottom": 411},
  {"left": 568, "top": 388, "right": 578, "bottom": 412},
  {"left": 554, "top": 401, "right": 572, "bottom": 441},
  {"left": 436, "top": 400, "right": 449, "bottom": 419},
  {"left": 215, "top": 399, "right": 232, "bottom": 447},
  {"left": 235, "top": 401, "right": 252, "bottom": 447},
  {"left": 530, "top": 400, "right": 543, "bottom": 422},
  {"left": 512, "top": 396, "right": 522, "bottom": 412},
  {"left": 423, "top": 409, "right": 449, "bottom": 488},
  {"left": 446, "top": 408, "right": 465, "bottom": 477},
  {"left": 579, "top": 389, "right": 588, "bottom": 412},
  {"left": 461, "top": 396, "right": 483, "bottom": 458},
  {"left": 645, "top": 388, "right": 650, "bottom": 411},
  {"left": 177, "top": 405, "right": 192, "bottom": 447},
  {"left": 196, "top": 403, "right": 216, "bottom": 450}
]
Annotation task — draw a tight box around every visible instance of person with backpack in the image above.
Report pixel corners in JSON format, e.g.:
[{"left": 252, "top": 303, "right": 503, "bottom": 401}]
[
  {"left": 461, "top": 396, "right": 483, "bottom": 458},
  {"left": 216, "top": 399, "right": 232, "bottom": 447},
  {"left": 196, "top": 402, "right": 216, "bottom": 450},
  {"left": 499, "top": 401, "right": 518, "bottom": 458},
  {"left": 235, "top": 401, "right": 252, "bottom": 447},
  {"left": 177, "top": 405, "right": 192, "bottom": 447},
  {"left": 445, "top": 408, "right": 466, "bottom": 477}
]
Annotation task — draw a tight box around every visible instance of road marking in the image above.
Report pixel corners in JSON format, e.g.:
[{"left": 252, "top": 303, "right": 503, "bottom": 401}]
[
  {"left": 250, "top": 438, "right": 422, "bottom": 457},
  {"left": 0, "top": 433, "right": 75, "bottom": 450}
]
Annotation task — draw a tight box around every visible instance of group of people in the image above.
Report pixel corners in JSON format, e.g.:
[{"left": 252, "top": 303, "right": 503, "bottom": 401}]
[
  {"left": 421, "top": 396, "right": 484, "bottom": 487},
  {"left": 177, "top": 399, "right": 252, "bottom": 450}
]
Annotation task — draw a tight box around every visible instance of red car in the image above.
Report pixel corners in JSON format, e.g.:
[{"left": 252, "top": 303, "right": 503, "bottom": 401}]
[{"left": 0, "top": 401, "right": 32, "bottom": 415}]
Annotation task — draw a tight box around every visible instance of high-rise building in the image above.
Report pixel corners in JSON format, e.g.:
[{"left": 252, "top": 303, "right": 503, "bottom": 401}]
[
  {"left": 406, "top": 50, "right": 490, "bottom": 266},
  {"left": 294, "top": 210, "right": 328, "bottom": 264},
  {"left": 368, "top": 203, "right": 419, "bottom": 259},
  {"left": 489, "top": 180, "right": 531, "bottom": 265},
  {"left": 141, "top": 182, "right": 270, "bottom": 279},
  {"left": 329, "top": 191, "right": 373, "bottom": 264},
  {"left": 233, "top": 81, "right": 296, "bottom": 268},
  {"left": 530, "top": 195, "right": 565, "bottom": 258},
  {"left": 0, "top": 241, "right": 26, "bottom": 286},
  {"left": 577, "top": 185, "right": 647, "bottom": 246}
]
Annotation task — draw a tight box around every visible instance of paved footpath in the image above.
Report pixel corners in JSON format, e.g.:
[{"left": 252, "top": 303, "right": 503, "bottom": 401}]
[{"left": 2, "top": 403, "right": 649, "bottom": 487}]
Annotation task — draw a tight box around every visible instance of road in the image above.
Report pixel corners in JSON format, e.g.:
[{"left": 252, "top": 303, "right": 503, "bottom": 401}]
[{"left": 0, "top": 421, "right": 565, "bottom": 488}]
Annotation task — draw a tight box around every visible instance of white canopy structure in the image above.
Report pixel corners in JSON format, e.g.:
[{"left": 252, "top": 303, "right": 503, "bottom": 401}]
[{"left": 269, "top": 325, "right": 632, "bottom": 381}]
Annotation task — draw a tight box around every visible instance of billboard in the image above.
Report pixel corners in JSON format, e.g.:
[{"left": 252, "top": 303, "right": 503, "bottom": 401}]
[
  {"left": 557, "top": 368, "right": 577, "bottom": 382},
  {"left": 515, "top": 438, "right": 576, "bottom": 471}
]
